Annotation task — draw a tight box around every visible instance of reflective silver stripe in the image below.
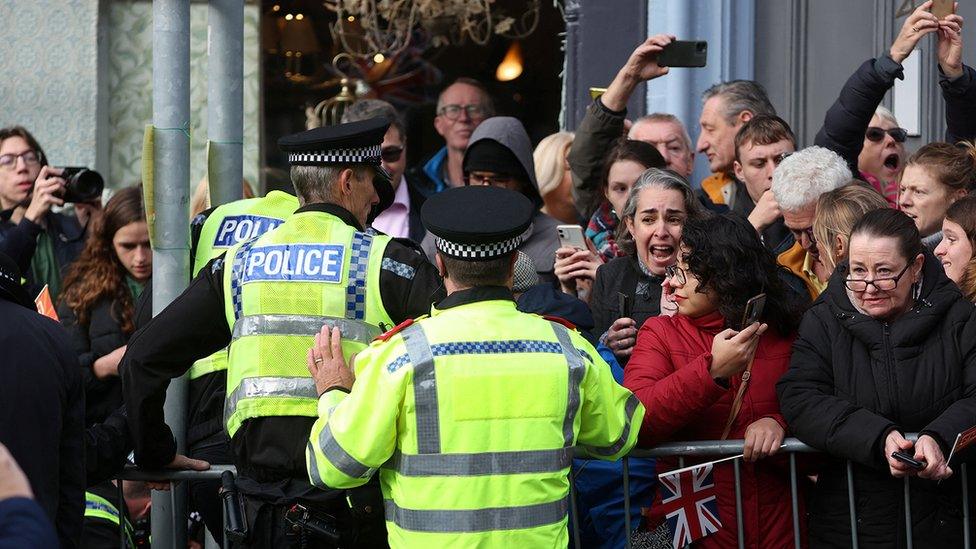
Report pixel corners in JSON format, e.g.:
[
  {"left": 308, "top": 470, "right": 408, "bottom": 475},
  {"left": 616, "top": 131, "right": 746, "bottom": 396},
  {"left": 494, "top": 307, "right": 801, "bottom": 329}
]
[
  {"left": 306, "top": 440, "right": 327, "bottom": 489},
  {"left": 389, "top": 448, "right": 572, "bottom": 477},
  {"left": 403, "top": 324, "right": 440, "bottom": 454},
  {"left": 584, "top": 393, "right": 641, "bottom": 456},
  {"left": 383, "top": 496, "right": 569, "bottom": 533},
  {"left": 224, "top": 376, "right": 317, "bottom": 426},
  {"left": 551, "top": 323, "right": 585, "bottom": 447},
  {"left": 231, "top": 314, "right": 380, "bottom": 344},
  {"left": 318, "top": 423, "right": 376, "bottom": 479},
  {"left": 381, "top": 257, "right": 416, "bottom": 280}
]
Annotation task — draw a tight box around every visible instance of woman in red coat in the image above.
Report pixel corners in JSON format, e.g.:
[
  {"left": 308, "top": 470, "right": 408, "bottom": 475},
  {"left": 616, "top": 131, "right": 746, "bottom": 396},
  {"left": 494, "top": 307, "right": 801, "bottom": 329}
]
[{"left": 625, "top": 213, "right": 809, "bottom": 548}]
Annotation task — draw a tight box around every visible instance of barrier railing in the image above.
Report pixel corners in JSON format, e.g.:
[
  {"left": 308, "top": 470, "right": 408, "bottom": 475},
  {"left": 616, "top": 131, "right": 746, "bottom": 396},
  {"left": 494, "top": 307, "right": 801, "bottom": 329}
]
[{"left": 113, "top": 435, "right": 971, "bottom": 549}]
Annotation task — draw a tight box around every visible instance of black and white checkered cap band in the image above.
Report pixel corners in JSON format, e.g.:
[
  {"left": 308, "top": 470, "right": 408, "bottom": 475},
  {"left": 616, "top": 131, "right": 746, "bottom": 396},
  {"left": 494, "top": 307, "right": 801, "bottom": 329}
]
[
  {"left": 434, "top": 235, "right": 523, "bottom": 260},
  {"left": 288, "top": 144, "right": 382, "bottom": 165}
]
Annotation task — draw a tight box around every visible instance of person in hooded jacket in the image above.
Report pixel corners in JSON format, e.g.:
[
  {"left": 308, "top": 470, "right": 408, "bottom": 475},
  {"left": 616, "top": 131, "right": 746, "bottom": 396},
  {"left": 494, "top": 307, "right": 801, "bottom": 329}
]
[
  {"left": 778, "top": 208, "right": 976, "bottom": 548},
  {"left": 421, "top": 116, "right": 561, "bottom": 280}
]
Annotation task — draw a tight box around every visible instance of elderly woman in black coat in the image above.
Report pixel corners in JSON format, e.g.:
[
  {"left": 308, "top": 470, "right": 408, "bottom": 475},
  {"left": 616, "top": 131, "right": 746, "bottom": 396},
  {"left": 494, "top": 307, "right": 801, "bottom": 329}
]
[{"left": 778, "top": 208, "right": 976, "bottom": 548}]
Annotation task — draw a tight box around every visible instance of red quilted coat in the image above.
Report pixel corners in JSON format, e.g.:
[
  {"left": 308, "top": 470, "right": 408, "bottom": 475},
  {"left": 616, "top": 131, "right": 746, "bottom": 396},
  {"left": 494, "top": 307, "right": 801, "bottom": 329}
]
[{"left": 624, "top": 311, "right": 805, "bottom": 549}]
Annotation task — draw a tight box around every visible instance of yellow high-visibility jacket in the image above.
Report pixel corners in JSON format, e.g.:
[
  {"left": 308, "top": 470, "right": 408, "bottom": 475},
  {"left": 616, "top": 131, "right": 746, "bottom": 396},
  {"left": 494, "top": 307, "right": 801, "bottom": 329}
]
[{"left": 306, "top": 296, "right": 644, "bottom": 548}]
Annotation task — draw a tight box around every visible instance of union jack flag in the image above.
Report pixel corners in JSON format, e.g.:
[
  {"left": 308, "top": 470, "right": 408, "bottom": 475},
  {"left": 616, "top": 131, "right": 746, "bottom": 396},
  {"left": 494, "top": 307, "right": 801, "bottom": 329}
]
[{"left": 647, "top": 463, "right": 722, "bottom": 549}]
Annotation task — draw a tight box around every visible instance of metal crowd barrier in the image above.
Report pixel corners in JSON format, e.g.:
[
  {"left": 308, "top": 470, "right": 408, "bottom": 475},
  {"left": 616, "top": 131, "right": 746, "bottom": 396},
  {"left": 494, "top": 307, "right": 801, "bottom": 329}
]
[
  {"left": 114, "top": 435, "right": 971, "bottom": 549},
  {"left": 571, "top": 434, "right": 972, "bottom": 549}
]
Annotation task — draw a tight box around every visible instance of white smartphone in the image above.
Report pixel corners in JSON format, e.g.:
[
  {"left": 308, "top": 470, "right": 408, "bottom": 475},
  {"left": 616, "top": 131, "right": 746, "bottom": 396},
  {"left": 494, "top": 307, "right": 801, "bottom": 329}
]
[{"left": 557, "top": 224, "right": 587, "bottom": 250}]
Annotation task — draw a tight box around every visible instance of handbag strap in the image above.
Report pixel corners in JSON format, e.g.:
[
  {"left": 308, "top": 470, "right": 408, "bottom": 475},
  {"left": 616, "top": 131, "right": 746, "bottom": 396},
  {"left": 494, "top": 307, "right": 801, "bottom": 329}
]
[{"left": 720, "top": 355, "right": 756, "bottom": 440}]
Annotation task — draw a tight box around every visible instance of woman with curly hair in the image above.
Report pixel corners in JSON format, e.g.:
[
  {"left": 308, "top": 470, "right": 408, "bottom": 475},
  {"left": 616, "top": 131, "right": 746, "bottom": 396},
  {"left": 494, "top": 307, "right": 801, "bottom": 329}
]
[
  {"left": 624, "top": 212, "right": 808, "bottom": 548},
  {"left": 58, "top": 185, "right": 150, "bottom": 426},
  {"left": 935, "top": 195, "right": 976, "bottom": 302}
]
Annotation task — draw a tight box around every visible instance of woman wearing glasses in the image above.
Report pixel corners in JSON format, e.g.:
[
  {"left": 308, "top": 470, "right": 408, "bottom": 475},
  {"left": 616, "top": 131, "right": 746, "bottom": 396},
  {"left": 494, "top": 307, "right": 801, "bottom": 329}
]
[
  {"left": 0, "top": 126, "right": 87, "bottom": 302},
  {"left": 778, "top": 208, "right": 976, "bottom": 547},
  {"left": 625, "top": 212, "right": 808, "bottom": 548},
  {"left": 814, "top": 1, "right": 974, "bottom": 207}
]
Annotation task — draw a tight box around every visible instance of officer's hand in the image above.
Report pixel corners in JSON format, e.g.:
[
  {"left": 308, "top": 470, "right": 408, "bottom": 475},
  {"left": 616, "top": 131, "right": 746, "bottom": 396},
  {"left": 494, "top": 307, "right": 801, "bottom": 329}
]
[
  {"left": 307, "top": 325, "right": 355, "bottom": 395},
  {"left": 144, "top": 454, "right": 210, "bottom": 491},
  {"left": 0, "top": 443, "right": 33, "bottom": 501}
]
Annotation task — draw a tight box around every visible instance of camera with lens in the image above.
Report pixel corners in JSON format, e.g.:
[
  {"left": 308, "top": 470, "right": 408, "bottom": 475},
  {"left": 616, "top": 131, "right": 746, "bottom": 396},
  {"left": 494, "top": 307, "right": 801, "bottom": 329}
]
[{"left": 58, "top": 167, "right": 104, "bottom": 203}]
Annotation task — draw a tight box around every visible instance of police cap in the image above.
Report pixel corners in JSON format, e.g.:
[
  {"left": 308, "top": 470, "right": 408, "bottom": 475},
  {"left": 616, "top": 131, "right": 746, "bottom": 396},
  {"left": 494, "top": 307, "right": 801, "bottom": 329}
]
[
  {"left": 422, "top": 186, "right": 533, "bottom": 261},
  {"left": 278, "top": 117, "right": 395, "bottom": 216}
]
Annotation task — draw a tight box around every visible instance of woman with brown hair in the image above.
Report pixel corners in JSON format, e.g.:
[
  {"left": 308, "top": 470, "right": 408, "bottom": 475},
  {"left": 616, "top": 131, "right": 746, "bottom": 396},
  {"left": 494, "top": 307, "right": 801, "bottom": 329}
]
[
  {"left": 935, "top": 195, "right": 976, "bottom": 302},
  {"left": 813, "top": 182, "right": 890, "bottom": 275},
  {"left": 899, "top": 141, "right": 976, "bottom": 249},
  {"left": 58, "top": 185, "right": 150, "bottom": 426}
]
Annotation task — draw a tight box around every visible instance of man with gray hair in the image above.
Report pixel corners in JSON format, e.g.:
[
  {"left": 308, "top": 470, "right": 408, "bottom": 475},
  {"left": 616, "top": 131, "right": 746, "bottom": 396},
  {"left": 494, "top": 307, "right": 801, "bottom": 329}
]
[
  {"left": 121, "top": 118, "right": 445, "bottom": 546},
  {"left": 770, "top": 146, "right": 852, "bottom": 299},
  {"left": 697, "top": 80, "right": 776, "bottom": 211}
]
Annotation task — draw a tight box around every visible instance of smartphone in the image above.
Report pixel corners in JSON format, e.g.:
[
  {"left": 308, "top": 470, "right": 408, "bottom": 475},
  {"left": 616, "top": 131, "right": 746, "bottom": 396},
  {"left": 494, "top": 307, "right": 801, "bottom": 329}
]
[
  {"left": 931, "top": 0, "right": 955, "bottom": 19},
  {"left": 557, "top": 224, "right": 588, "bottom": 250},
  {"left": 617, "top": 292, "right": 633, "bottom": 319},
  {"left": 739, "top": 293, "right": 767, "bottom": 330},
  {"left": 892, "top": 451, "right": 927, "bottom": 469},
  {"left": 658, "top": 40, "right": 708, "bottom": 68}
]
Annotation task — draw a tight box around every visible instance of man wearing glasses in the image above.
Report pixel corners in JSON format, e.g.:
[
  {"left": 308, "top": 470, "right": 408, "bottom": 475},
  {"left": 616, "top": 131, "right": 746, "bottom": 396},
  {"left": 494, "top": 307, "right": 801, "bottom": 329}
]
[
  {"left": 411, "top": 77, "right": 494, "bottom": 196},
  {"left": 0, "top": 126, "right": 86, "bottom": 301},
  {"left": 770, "top": 146, "right": 852, "bottom": 300}
]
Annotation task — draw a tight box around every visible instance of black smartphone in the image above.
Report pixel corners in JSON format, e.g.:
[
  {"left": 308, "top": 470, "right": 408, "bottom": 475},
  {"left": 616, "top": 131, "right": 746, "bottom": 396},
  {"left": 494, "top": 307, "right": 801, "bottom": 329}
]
[
  {"left": 892, "top": 451, "right": 926, "bottom": 469},
  {"left": 617, "top": 292, "right": 633, "bottom": 319},
  {"left": 658, "top": 40, "right": 707, "bottom": 68},
  {"left": 739, "top": 293, "right": 767, "bottom": 330}
]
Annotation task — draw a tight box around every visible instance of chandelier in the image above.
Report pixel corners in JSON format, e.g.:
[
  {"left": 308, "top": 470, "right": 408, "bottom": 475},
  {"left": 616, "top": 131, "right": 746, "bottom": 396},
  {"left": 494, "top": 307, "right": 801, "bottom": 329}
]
[{"left": 324, "top": 0, "right": 542, "bottom": 59}]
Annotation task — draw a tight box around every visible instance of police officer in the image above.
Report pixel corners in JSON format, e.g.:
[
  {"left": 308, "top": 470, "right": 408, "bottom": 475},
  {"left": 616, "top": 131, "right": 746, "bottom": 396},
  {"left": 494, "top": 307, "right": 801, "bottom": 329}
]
[
  {"left": 184, "top": 189, "right": 299, "bottom": 537},
  {"left": 304, "top": 185, "right": 645, "bottom": 548},
  {"left": 120, "top": 118, "right": 444, "bottom": 547}
]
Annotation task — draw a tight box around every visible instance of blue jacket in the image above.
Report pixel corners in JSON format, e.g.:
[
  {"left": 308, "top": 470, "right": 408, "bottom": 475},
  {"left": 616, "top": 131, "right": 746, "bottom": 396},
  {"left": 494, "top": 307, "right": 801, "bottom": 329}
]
[
  {"left": 0, "top": 497, "right": 58, "bottom": 549},
  {"left": 571, "top": 344, "right": 657, "bottom": 548}
]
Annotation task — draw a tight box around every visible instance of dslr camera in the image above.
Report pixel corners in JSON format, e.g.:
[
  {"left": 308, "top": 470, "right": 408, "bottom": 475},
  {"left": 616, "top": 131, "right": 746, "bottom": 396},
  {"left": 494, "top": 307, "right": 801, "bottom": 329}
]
[{"left": 58, "top": 167, "right": 104, "bottom": 203}]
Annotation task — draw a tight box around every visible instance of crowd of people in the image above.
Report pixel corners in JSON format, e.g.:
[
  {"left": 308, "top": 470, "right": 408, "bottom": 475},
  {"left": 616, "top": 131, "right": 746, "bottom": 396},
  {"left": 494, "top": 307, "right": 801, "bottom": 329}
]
[{"left": 2, "top": 2, "right": 976, "bottom": 548}]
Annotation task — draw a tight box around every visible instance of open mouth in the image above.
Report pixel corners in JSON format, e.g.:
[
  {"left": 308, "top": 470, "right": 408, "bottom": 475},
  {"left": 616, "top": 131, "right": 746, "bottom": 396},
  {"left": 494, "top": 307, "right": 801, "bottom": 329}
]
[
  {"left": 649, "top": 245, "right": 674, "bottom": 261},
  {"left": 883, "top": 153, "right": 900, "bottom": 170}
]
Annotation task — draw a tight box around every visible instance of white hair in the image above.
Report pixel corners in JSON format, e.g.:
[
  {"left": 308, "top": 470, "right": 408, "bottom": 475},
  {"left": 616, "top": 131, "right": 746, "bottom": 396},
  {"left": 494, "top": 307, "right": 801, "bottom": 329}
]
[
  {"left": 771, "top": 146, "right": 852, "bottom": 212},
  {"left": 873, "top": 105, "right": 899, "bottom": 126}
]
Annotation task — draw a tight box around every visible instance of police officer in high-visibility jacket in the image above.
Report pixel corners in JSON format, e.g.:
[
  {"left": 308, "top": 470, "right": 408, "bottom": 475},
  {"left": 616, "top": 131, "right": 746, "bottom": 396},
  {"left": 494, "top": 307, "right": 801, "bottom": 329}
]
[
  {"left": 121, "top": 118, "right": 444, "bottom": 547},
  {"left": 305, "top": 185, "right": 644, "bottom": 548},
  {"left": 184, "top": 189, "right": 299, "bottom": 537}
]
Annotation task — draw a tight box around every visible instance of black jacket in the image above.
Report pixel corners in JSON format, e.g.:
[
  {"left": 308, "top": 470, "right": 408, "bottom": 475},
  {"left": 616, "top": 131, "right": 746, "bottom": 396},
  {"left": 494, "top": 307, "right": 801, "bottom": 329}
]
[
  {"left": 590, "top": 255, "right": 664, "bottom": 364},
  {"left": 120, "top": 202, "right": 444, "bottom": 502},
  {"left": 0, "top": 210, "right": 85, "bottom": 299},
  {"left": 777, "top": 254, "right": 976, "bottom": 547},
  {"left": 0, "top": 298, "right": 85, "bottom": 548},
  {"left": 58, "top": 297, "right": 129, "bottom": 427},
  {"left": 815, "top": 55, "right": 976, "bottom": 177}
]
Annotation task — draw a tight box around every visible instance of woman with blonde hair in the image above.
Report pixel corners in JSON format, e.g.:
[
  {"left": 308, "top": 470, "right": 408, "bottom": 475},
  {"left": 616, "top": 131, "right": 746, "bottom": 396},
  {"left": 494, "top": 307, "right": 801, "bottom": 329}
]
[
  {"left": 813, "top": 183, "right": 889, "bottom": 275},
  {"left": 189, "top": 177, "right": 255, "bottom": 218},
  {"left": 532, "top": 131, "right": 578, "bottom": 224},
  {"left": 935, "top": 195, "right": 976, "bottom": 302}
]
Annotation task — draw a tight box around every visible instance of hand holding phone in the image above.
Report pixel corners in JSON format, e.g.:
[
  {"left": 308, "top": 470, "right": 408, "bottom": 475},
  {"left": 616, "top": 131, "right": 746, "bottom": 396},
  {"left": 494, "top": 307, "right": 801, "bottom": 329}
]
[
  {"left": 931, "top": 0, "right": 955, "bottom": 19},
  {"left": 658, "top": 40, "right": 708, "bottom": 68},
  {"left": 740, "top": 293, "right": 767, "bottom": 331},
  {"left": 892, "top": 451, "right": 927, "bottom": 469},
  {"left": 557, "top": 225, "right": 587, "bottom": 250}
]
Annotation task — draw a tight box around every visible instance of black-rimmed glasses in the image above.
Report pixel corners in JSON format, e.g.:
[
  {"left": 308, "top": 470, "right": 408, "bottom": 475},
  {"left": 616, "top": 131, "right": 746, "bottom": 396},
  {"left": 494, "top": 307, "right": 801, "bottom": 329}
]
[
  {"left": 844, "top": 263, "right": 911, "bottom": 292},
  {"left": 665, "top": 263, "right": 687, "bottom": 285},
  {"left": 437, "top": 104, "right": 488, "bottom": 121}
]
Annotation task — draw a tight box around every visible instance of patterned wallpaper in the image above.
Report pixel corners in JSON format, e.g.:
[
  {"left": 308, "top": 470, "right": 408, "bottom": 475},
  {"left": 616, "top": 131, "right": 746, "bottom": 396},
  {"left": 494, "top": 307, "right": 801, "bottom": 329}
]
[
  {"left": 0, "top": 2, "right": 101, "bottom": 168},
  {"left": 107, "top": 1, "right": 262, "bottom": 190}
]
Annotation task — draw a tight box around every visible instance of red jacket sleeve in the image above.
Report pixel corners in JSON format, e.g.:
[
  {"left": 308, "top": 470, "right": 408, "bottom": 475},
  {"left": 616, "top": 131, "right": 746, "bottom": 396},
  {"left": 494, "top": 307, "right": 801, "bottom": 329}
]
[{"left": 624, "top": 318, "right": 728, "bottom": 445}]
